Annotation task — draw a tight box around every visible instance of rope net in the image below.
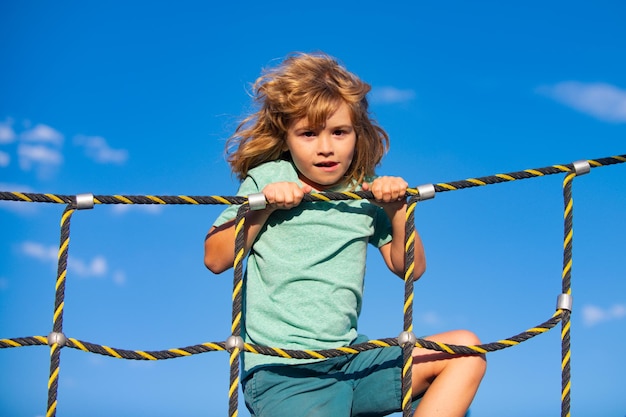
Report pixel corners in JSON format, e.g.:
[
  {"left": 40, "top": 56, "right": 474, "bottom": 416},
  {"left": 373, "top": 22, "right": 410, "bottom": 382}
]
[{"left": 1, "top": 154, "right": 624, "bottom": 417}]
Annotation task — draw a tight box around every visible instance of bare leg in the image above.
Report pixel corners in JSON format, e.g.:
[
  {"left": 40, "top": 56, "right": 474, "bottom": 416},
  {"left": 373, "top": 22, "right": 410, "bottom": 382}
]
[{"left": 411, "top": 330, "right": 486, "bottom": 417}]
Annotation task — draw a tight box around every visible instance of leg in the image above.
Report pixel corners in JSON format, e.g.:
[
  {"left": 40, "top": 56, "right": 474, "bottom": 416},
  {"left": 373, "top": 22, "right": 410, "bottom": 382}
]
[
  {"left": 411, "top": 330, "right": 486, "bottom": 417},
  {"left": 243, "top": 363, "right": 353, "bottom": 417}
]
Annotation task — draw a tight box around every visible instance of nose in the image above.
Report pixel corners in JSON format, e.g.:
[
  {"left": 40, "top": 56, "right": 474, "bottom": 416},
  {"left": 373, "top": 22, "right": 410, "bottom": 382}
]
[{"left": 317, "top": 133, "right": 333, "bottom": 155}]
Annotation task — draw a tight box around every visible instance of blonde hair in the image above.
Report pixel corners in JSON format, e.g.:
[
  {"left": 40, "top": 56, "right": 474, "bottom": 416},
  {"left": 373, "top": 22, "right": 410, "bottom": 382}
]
[{"left": 226, "top": 52, "right": 389, "bottom": 185}]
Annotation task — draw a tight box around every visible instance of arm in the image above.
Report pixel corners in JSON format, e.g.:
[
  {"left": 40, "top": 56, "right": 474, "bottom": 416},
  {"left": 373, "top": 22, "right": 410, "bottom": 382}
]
[
  {"left": 204, "top": 209, "right": 272, "bottom": 274},
  {"left": 204, "top": 182, "right": 312, "bottom": 274},
  {"left": 363, "top": 177, "right": 426, "bottom": 280}
]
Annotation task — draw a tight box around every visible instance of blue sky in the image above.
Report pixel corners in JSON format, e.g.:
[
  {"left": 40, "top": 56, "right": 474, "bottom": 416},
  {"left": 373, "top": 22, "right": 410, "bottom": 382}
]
[{"left": 1, "top": 1, "right": 625, "bottom": 416}]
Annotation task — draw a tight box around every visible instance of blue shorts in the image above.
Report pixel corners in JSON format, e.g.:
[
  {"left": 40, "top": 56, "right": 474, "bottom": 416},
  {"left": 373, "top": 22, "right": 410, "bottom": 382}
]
[{"left": 242, "top": 336, "right": 409, "bottom": 417}]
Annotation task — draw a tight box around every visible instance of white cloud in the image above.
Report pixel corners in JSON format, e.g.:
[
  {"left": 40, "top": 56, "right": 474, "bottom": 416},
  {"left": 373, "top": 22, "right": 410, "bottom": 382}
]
[
  {"left": 0, "top": 182, "right": 33, "bottom": 192},
  {"left": 537, "top": 81, "right": 626, "bottom": 123},
  {"left": 112, "top": 270, "right": 126, "bottom": 286},
  {"left": 18, "top": 143, "right": 64, "bottom": 180},
  {"left": 0, "top": 183, "right": 37, "bottom": 214},
  {"left": 111, "top": 204, "right": 163, "bottom": 215},
  {"left": 21, "top": 123, "right": 64, "bottom": 146},
  {"left": 2, "top": 118, "right": 129, "bottom": 181},
  {"left": 68, "top": 255, "right": 108, "bottom": 278},
  {"left": 0, "top": 150, "right": 9, "bottom": 167},
  {"left": 415, "top": 311, "right": 443, "bottom": 326},
  {"left": 20, "top": 241, "right": 57, "bottom": 262},
  {"left": 18, "top": 143, "right": 63, "bottom": 169},
  {"left": 0, "top": 200, "right": 37, "bottom": 215},
  {"left": 582, "top": 303, "right": 626, "bottom": 327},
  {"left": 18, "top": 241, "right": 118, "bottom": 280},
  {"left": 0, "top": 120, "right": 65, "bottom": 179},
  {"left": 74, "top": 135, "right": 128, "bottom": 164},
  {"left": 0, "top": 118, "right": 16, "bottom": 144},
  {"left": 370, "top": 86, "right": 416, "bottom": 105}
]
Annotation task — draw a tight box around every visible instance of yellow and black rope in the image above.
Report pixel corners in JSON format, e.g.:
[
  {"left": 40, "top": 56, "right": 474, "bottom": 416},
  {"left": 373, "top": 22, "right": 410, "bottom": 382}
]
[
  {"left": 0, "top": 154, "right": 624, "bottom": 417},
  {"left": 400, "top": 195, "right": 419, "bottom": 417},
  {"left": 46, "top": 204, "right": 74, "bottom": 417},
  {"left": 0, "top": 310, "right": 563, "bottom": 359},
  {"left": 227, "top": 204, "right": 250, "bottom": 417},
  {"left": 1, "top": 156, "right": 624, "bottom": 208},
  {"left": 559, "top": 169, "right": 578, "bottom": 417}
]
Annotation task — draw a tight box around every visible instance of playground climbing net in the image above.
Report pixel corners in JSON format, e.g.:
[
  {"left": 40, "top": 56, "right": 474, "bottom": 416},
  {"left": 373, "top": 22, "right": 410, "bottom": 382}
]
[{"left": 1, "top": 154, "right": 625, "bottom": 417}]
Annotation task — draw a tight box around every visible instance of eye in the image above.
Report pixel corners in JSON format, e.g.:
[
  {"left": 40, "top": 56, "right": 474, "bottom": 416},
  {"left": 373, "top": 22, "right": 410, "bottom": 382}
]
[
  {"left": 333, "top": 129, "right": 345, "bottom": 136},
  {"left": 302, "top": 131, "right": 316, "bottom": 137}
]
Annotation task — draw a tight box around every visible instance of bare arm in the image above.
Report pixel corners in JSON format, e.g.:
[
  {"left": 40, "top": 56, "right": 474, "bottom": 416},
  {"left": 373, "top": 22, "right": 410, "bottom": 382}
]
[
  {"left": 204, "top": 209, "right": 273, "bottom": 274},
  {"left": 363, "top": 177, "right": 426, "bottom": 280},
  {"left": 204, "top": 182, "right": 312, "bottom": 274}
]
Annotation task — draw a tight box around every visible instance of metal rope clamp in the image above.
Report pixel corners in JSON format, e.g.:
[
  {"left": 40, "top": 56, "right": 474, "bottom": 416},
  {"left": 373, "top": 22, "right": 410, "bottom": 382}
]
[
  {"left": 225, "top": 335, "right": 245, "bottom": 352},
  {"left": 572, "top": 160, "right": 591, "bottom": 176},
  {"left": 556, "top": 293, "right": 573, "bottom": 312},
  {"left": 397, "top": 330, "right": 417, "bottom": 347},
  {"left": 416, "top": 184, "right": 436, "bottom": 201},
  {"left": 47, "top": 331, "right": 67, "bottom": 347},
  {"left": 247, "top": 193, "right": 267, "bottom": 211},
  {"left": 75, "top": 193, "right": 95, "bottom": 210}
]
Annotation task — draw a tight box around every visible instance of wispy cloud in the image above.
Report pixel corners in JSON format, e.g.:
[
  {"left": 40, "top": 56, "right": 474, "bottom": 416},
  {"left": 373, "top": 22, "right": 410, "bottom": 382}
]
[
  {"left": 0, "top": 183, "right": 38, "bottom": 214},
  {"left": 1, "top": 117, "right": 129, "bottom": 181},
  {"left": 74, "top": 135, "right": 129, "bottom": 164},
  {"left": 0, "top": 118, "right": 16, "bottom": 144},
  {"left": 18, "top": 143, "right": 63, "bottom": 169},
  {"left": 415, "top": 310, "right": 444, "bottom": 326},
  {"left": 68, "top": 255, "right": 108, "bottom": 278},
  {"left": 370, "top": 86, "right": 416, "bottom": 105},
  {"left": 111, "top": 204, "right": 164, "bottom": 215},
  {"left": 582, "top": 303, "right": 626, "bottom": 327},
  {"left": 0, "top": 150, "right": 9, "bottom": 167},
  {"left": 18, "top": 241, "right": 124, "bottom": 284},
  {"left": 21, "top": 123, "right": 64, "bottom": 146},
  {"left": 112, "top": 270, "right": 127, "bottom": 286},
  {"left": 16, "top": 123, "right": 64, "bottom": 179},
  {"left": 20, "top": 241, "right": 57, "bottom": 262},
  {"left": 537, "top": 81, "right": 626, "bottom": 123}
]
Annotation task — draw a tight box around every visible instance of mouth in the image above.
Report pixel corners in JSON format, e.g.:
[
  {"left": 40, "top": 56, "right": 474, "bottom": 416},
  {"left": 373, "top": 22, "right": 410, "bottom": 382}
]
[{"left": 314, "top": 161, "right": 338, "bottom": 168}]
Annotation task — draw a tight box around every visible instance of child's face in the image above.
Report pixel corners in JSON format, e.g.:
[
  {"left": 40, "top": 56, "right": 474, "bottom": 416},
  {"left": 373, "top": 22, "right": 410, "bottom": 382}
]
[{"left": 285, "top": 102, "right": 356, "bottom": 191}]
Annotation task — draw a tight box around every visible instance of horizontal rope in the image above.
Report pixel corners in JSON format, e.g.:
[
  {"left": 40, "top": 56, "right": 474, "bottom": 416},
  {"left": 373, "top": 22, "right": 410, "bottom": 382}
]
[
  {"left": 0, "top": 309, "right": 563, "bottom": 360},
  {"left": 1, "top": 155, "right": 623, "bottom": 206}
]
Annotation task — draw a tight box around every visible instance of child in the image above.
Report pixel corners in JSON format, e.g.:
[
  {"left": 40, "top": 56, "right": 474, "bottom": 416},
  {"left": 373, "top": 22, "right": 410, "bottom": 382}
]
[{"left": 204, "top": 52, "right": 485, "bottom": 417}]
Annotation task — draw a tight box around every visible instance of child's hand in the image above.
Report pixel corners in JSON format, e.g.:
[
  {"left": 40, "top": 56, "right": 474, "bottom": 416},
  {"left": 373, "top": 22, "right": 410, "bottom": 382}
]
[
  {"left": 262, "top": 182, "right": 312, "bottom": 210},
  {"left": 362, "top": 176, "right": 408, "bottom": 207}
]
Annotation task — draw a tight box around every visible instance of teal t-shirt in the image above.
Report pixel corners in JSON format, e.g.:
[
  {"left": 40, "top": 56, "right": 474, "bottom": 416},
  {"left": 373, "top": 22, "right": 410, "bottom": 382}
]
[{"left": 213, "top": 160, "right": 393, "bottom": 375}]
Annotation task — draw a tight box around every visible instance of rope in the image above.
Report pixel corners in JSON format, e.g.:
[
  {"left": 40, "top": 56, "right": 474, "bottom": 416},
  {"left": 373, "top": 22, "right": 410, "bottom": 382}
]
[
  {"left": 2, "top": 155, "right": 624, "bottom": 207},
  {"left": 0, "top": 311, "right": 563, "bottom": 358},
  {"left": 228, "top": 204, "right": 249, "bottom": 417},
  {"left": 560, "top": 172, "right": 576, "bottom": 417},
  {"left": 400, "top": 196, "right": 419, "bottom": 417},
  {"left": 0, "top": 154, "right": 624, "bottom": 417}
]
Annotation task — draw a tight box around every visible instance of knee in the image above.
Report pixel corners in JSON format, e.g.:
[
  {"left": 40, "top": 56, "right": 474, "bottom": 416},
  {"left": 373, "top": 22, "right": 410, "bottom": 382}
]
[
  {"left": 453, "top": 329, "right": 487, "bottom": 373},
  {"left": 453, "top": 329, "right": 482, "bottom": 346}
]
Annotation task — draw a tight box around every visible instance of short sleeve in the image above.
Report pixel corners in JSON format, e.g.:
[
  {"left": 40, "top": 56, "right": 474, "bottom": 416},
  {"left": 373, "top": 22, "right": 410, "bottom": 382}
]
[
  {"left": 212, "top": 175, "right": 261, "bottom": 228},
  {"left": 369, "top": 206, "right": 393, "bottom": 248},
  {"left": 211, "top": 160, "right": 301, "bottom": 228}
]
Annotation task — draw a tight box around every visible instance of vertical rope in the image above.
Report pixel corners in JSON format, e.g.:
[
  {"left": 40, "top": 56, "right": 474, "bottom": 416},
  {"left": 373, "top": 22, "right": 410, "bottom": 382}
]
[
  {"left": 47, "top": 204, "right": 74, "bottom": 417},
  {"left": 228, "top": 204, "right": 249, "bottom": 417},
  {"left": 401, "top": 196, "right": 418, "bottom": 417},
  {"left": 228, "top": 347, "right": 241, "bottom": 417},
  {"left": 560, "top": 173, "right": 575, "bottom": 417}
]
